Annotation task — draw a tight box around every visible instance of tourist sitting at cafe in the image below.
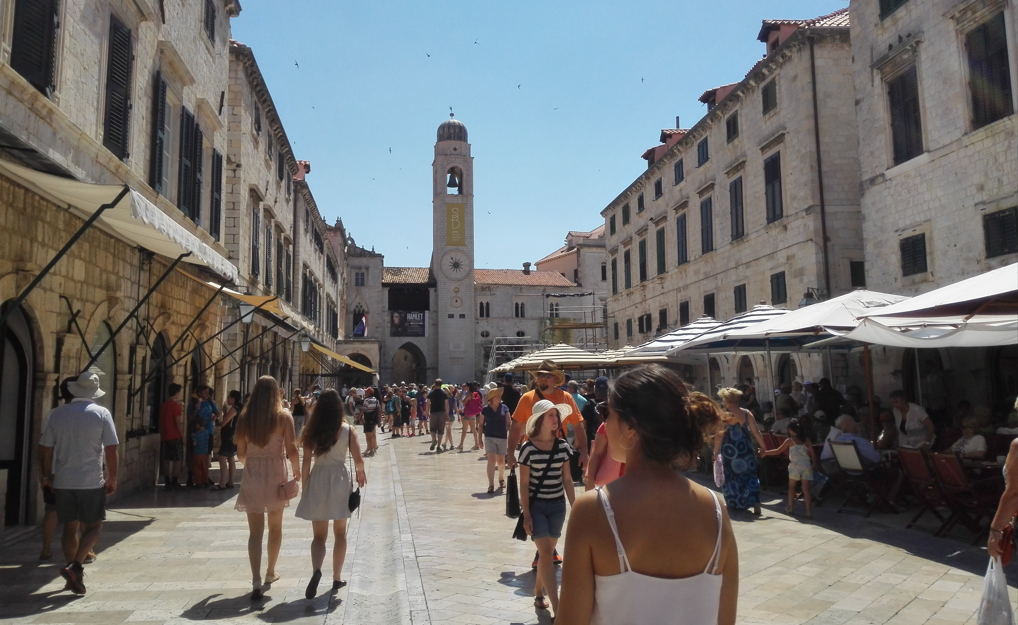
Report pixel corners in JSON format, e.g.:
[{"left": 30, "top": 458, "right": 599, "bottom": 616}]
[
  {"left": 821, "top": 416, "right": 881, "bottom": 466},
  {"left": 770, "top": 407, "right": 792, "bottom": 434},
  {"left": 889, "top": 390, "right": 936, "bottom": 449},
  {"left": 949, "top": 418, "right": 987, "bottom": 459}
]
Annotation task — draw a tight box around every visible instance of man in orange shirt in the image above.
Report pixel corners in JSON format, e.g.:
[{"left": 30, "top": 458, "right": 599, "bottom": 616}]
[{"left": 508, "top": 360, "right": 588, "bottom": 471}]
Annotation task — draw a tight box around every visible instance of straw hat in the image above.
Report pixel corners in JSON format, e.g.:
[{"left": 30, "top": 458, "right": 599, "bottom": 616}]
[
  {"left": 535, "top": 360, "right": 566, "bottom": 385},
  {"left": 68, "top": 372, "right": 105, "bottom": 400},
  {"left": 485, "top": 382, "right": 504, "bottom": 402},
  {"left": 526, "top": 399, "right": 572, "bottom": 437}
]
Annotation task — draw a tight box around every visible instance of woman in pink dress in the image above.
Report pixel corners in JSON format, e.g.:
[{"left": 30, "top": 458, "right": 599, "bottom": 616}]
[{"left": 235, "top": 376, "right": 300, "bottom": 600}]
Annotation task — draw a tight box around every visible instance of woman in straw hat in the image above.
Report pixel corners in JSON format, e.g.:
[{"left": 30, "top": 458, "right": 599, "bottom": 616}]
[
  {"left": 235, "top": 376, "right": 300, "bottom": 600},
  {"left": 479, "top": 382, "right": 511, "bottom": 493},
  {"left": 519, "top": 399, "right": 576, "bottom": 618}
]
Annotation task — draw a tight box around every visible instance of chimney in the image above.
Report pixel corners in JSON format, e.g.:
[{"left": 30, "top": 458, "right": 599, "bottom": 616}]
[
  {"left": 675, "top": 116, "right": 680, "bottom": 129},
  {"left": 293, "top": 160, "right": 311, "bottom": 181},
  {"left": 522, "top": 262, "right": 531, "bottom": 275}
]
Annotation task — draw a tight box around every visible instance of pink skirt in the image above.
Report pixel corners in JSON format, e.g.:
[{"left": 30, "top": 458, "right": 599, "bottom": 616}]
[{"left": 235, "top": 455, "right": 289, "bottom": 513}]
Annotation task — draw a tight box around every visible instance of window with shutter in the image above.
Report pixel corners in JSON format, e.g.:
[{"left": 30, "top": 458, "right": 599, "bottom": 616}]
[
  {"left": 676, "top": 213, "right": 688, "bottom": 265},
  {"left": 967, "top": 13, "right": 1013, "bottom": 130},
  {"left": 700, "top": 197, "right": 714, "bottom": 254},
  {"left": 850, "top": 261, "right": 866, "bottom": 288},
  {"left": 276, "top": 238, "right": 284, "bottom": 295},
  {"left": 679, "top": 301, "right": 690, "bottom": 326},
  {"left": 622, "top": 204, "right": 630, "bottom": 225},
  {"left": 11, "top": 0, "right": 60, "bottom": 97},
  {"left": 253, "top": 101, "right": 261, "bottom": 134},
  {"left": 764, "top": 153, "right": 783, "bottom": 222},
  {"left": 626, "top": 319, "right": 633, "bottom": 337},
  {"left": 703, "top": 293, "right": 715, "bottom": 319},
  {"left": 192, "top": 126, "right": 203, "bottom": 225},
  {"left": 762, "top": 80, "right": 777, "bottom": 114},
  {"left": 203, "top": 0, "right": 215, "bottom": 42},
  {"left": 265, "top": 222, "right": 272, "bottom": 288},
  {"left": 149, "top": 72, "right": 168, "bottom": 194},
  {"left": 730, "top": 176, "right": 744, "bottom": 239},
  {"left": 103, "top": 15, "right": 133, "bottom": 160},
  {"left": 285, "top": 248, "right": 292, "bottom": 302},
  {"left": 610, "top": 257, "right": 618, "bottom": 294},
  {"left": 177, "top": 108, "right": 195, "bottom": 217},
  {"left": 726, "top": 112, "right": 739, "bottom": 142},
  {"left": 277, "top": 152, "right": 285, "bottom": 181},
  {"left": 879, "top": 0, "right": 908, "bottom": 20},
  {"left": 899, "top": 234, "right": 927, "bottom": 276},
  {"left": 734, "top": 284, "right": 747, "bottom": 314},
  {"left": 984, "top": 207, "right": 1018, "bottom": 258},
  {"left": 888, "top": 67, "right": 924, "bottom": 165},
  {"left": 609, "top": 214, "right": 616, "bottom": 235},
  {"left": 674, "top": 159, "right": 685, "bottom": 185},
  {"left": 613, "top": 322, "right": 619, "bottom": 341},
  {"left": 210, "top": 150, "right": 223, "bottom": 240},
  {"left": 638, "top": 239, "right": 647, "bottom": 282},
  {"left": 251, "top": 209, "right": 260, "bottom": 277},
  {"left": 623, "top": 249, "right": 632, "bottom": 289},
  {"left": 637, "top": 193, "right": 645, "bottom": 213},
  {"left": 770, "top": 272, "right": 787, "bottom": 305},
  {"left": 697, "top": 138, "right": 709, "bottom": 166},
  {"left": 654, "top": 178, "right": 663, "bottom": 199},
  {"left": 656, "top": 227, "right": 666, "bottom": 275},
  {"left": 658, "top": 309, "right": 667, "bottom": 330},
  {"left": 267, "top": 131, "right": 273, "bottom": 159}
]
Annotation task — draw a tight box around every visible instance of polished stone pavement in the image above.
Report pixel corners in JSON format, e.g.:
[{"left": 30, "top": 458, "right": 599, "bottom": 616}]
[{"left": 1, "top": 432, "right": 1015, "bottom": 624}]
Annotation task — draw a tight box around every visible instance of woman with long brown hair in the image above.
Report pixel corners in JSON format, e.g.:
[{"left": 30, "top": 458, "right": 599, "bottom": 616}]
[
  {"left": 235, "top": 376, "right": 300, "bottom": 600},
  {"left": 295, "top": 389, "right": 367, "bottom": 598}
]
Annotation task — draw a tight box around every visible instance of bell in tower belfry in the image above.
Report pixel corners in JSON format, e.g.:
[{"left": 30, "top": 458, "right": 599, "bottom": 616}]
[{"left": 447, "top": 172, "right": 460, "bottom": 190}]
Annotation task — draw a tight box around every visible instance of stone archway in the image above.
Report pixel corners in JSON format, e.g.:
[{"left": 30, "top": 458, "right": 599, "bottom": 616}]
[
  {"left": 392, "top": 343, "right": 427, "bottom": 385},
  {"left": 777, "top": 353, "right": 798, "bottom": 387},
  {"left": 1, "top": 302, "right": 36, "bottom": 526},
  {"left": 737, "top": 355, "right": 756, "bottom": 387}
]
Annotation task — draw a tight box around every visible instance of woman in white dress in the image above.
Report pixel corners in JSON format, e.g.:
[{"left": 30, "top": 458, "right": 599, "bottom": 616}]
[{"left": 295, "top": 389, "right": 367, "bottom": 599}]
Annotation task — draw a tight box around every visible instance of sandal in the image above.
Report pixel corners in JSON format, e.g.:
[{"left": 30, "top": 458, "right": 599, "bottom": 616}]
[
  {"left": 487, "top": 485, "right": 495, "bottom": 494},
  {"left": 499, "top": 479, "right": 505, "bottom": 489},
  {"left": 211, "top": 485, "right": 227, "bottom": 491},
  {"left": 534, "top": 596, "right": 549, "bottom": 610},
  {"left": 265, "top": 572, "right": 280, "bottom": 584}
]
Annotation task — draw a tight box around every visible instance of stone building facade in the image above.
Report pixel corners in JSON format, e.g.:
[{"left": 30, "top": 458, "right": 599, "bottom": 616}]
[
  {"left": 0, "top": 1, "right": 351, "bottom": 539},
  {"left": 602, "top": 9, "right": 860, "bottom": 395},
  {"left": 846, "top": 0, "right": 1017, "bottom": 411},
  {"left": 343, "top": 118, "right": 587, "bottom": 386}
]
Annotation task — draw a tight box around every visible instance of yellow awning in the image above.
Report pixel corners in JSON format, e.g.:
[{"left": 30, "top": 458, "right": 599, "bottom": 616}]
[
  {"left": 175, "top": 268, "right": 285, "bottom": 317},
  {"left": 311, "top": 343, "right": 377, "bottom": 374}
]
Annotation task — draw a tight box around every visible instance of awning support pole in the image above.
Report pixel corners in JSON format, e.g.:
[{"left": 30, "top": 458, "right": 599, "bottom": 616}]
[
  {"left": 0, "top": 185, "right": 130, "bottom": 328},
  {"left": 84, "top": 252, "right": 190, "bottom": 372},
  {"left": 864, "top": 344, "right": 876, "bottom": 442},
  {"left": 60, "top": 295, "right": 94, "bottom": 361},
  {"left": 218, "top": 328, "right": 297, "bottom": 380},
  {"left": 765, "top": 339, "right": 775, "bottom": 404},
  {"left": 160, "top": 283, "right": 226, "bottom": 366},
  {"left": 201, "top": 314, "right": 287, "bottom": 376},
  {"left": 914, "top": 348, "right": 923, "bottom": 406}
]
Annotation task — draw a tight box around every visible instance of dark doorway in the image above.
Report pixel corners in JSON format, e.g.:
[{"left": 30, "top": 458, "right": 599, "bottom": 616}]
[
  {"left": 777, "top": 354, "right": 798, "bottom": 387},
  {"left": 1, "top": 303, "right": 35, "bottom": 526},
  {"left": 392, "top": 343, "right": 427, "bottom": 384}
]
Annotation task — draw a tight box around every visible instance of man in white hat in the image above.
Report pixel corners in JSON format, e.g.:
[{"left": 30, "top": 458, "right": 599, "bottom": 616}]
[
  {"left": 508, "top": 360, "right": 587, "bottom": 471},
  {"left": 39, "top": 371, "right": 119, "bottom": 595}
]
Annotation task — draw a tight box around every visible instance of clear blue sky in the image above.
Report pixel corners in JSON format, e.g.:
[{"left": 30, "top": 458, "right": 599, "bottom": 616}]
[{"left": 231, "top": 0, "right": 847, "bottom": 270}]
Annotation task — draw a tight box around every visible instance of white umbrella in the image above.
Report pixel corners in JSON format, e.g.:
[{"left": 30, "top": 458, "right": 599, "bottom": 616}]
[
  {"left": 840, "top": 317, "right": 1018, "bottom": 348},
  {"left": 615, "top": 317, "right": 720, "bottom": 365},
  {"left": 861, "top": 262, "right": 1017, "bottom": 323},
  {"left": 668, "top": 305, "right": 789, "bottom": 355}
]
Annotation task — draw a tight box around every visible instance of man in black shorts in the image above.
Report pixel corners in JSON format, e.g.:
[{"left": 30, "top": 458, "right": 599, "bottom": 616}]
[
  {"left": 427, "top": 379, "right": 449, "bottom": 452},
  {"left": 39, "top": 372, "right": 119, "bottom": 595}
]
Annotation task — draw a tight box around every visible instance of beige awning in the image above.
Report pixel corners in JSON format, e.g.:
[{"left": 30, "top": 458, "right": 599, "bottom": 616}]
[
  {"left": 175, "top": 268, "right": 286, "bottom": 317},
  {"left": 0, "top": 159, "right": 238, "bottom": 282},
  {"left": 310, "top": 342, "right": 377, "bottom": 374}
]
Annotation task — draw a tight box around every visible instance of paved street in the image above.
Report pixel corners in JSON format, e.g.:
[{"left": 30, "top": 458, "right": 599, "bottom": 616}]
[{"left": 1, "top": 433, "right": 1014, "bottom": 625}]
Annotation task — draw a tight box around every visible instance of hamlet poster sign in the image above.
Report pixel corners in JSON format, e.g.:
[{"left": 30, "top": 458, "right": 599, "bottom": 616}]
[{"left": 390, "top": 311, "right": 427, "bottom": 337}]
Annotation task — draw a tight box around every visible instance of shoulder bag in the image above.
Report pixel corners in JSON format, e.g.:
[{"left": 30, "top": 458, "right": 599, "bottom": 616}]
[
  {"left": 513, "top": 439, "right": 560, "bottom": 541},
  {"left": 345, "top": 426, "right": 362, "bottom": 513},
  {"left": 279, "top": 461, "right": 299, "bottom": 501}
]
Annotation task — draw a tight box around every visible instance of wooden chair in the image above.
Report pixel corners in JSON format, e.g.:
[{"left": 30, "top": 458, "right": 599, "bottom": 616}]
[
  {"left": 758, "top": 431, "right": 788, "bottom": 489},
  {"left": 897, "top": 447, "right": 949, "bottom": 532},
  {"left": 929, "top": 452, "right": 1001, "bottom": 544},
  {"left": 829, "top": 440, "right": 893, "bottom": 517}
]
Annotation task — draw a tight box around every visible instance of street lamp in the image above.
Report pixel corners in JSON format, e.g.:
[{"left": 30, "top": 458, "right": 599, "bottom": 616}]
[
  {"left": 798, "top": 287, "right": 825, "bottom": 308},
  {"left": 239, "top": 301, "right": 255, "bottom": 323},
  {"left": 300, "top": 334, "right": 311, "bottom": 352}
]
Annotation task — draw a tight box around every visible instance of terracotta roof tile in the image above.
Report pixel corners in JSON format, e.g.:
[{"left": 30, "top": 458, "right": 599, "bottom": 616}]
[
  {"left": 474, "top": 269, "right": 575, "bottom": 287},
  {"left": 382, "top": 267, "right": 433, "bottom": 284},
  {"left": 758, "top": 8, "right": 849, "bottom": 41}
]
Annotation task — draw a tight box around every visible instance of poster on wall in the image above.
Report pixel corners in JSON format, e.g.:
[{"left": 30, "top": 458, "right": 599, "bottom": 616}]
[{"left": 390, "top": 311, "right": 427, "bottom": 337}]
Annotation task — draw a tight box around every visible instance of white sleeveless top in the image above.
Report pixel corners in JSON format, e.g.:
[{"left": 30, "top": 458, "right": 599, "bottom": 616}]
[{"left": 592, "top": 487, "right": 724, "bottom": 625}]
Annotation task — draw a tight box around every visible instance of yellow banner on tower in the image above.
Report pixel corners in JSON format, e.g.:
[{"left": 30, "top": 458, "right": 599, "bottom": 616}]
[{"left": 446, "top": 203, "right": 465, "bottom": 246}]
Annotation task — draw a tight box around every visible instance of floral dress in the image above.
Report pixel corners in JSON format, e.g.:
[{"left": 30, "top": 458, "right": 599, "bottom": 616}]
[{"left": 719, "top": 420, "right": 760, "bottom": 510}]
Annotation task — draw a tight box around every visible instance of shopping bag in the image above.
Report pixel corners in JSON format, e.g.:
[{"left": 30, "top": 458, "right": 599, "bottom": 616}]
[
  {"left": 505, "top": 468, "right": 521, "bottom": 519},
  {"left": 978, "top": 557, "right": 1015, "bottom": 625},
  {"left": 811, "top": 472, "right": 829, "bottom": 496},
  {"left": 713, "top": 454, "right": 725, "bottom": 488},
  {"left": 512, "top": 515, "right": 528, "bottom": 541}
]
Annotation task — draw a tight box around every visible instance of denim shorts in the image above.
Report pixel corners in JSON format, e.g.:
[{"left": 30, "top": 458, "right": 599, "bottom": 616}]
[{"left": 529, "top": 497, "right": 566, "bottom": 540}]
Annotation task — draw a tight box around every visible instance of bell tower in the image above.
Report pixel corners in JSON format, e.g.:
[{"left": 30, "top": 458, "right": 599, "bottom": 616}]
[{"left": 432, "top": 115, "right": 475, "bottom": 382}]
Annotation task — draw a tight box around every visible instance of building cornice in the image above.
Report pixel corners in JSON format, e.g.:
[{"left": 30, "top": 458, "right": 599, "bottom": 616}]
[{"left": 229, "top": 41, "right": 298, "bottom": 178}]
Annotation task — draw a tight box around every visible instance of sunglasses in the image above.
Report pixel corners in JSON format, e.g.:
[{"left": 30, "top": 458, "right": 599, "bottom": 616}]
[{"left": 595, "top": 401, "right": 608, "bottom": 417}]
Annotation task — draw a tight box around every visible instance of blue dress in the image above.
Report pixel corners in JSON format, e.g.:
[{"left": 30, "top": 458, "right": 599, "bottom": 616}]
[{"left": 720, "top": 421, "right": 760, "bottom": 510}]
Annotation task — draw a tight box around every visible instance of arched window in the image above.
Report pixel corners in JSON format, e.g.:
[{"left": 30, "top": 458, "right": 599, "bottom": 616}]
[
  {"left": 514, "top": 302, "right": 525, "bottom": 318},
  {"left": 352, "top": 305, "right": 366, "bottom": 336},
  {"left": 479, "top": 301, "right": 490, "bottom": 318},
  {"left": 88, "top": 322, "right": 116, "bottom": 418}
]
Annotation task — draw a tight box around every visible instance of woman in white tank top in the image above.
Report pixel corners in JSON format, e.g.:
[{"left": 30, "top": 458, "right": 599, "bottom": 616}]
[{"left": 557, "top": 365, "right": 737, "bottom": 625}]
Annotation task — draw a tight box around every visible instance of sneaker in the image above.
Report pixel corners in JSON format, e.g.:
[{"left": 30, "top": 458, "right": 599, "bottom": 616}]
[
  {"left": 430, "top": 441, "right": 437, "bottom": 451},
  {"left": 60, "top": 561, "right": 86, "bottom": 594},
  {"left": 553, "top": 550, "right": 562, "bottom": 565}
]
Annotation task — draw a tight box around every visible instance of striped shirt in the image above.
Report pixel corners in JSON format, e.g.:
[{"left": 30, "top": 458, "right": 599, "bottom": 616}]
[{"left": 519, "top": 439, "right": 570, "bottom": 501}]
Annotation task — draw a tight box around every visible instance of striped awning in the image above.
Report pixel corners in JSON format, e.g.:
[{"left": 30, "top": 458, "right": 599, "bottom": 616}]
[
  {"left": 668, "top": 305, "right": 788, "bottom": 355},
  {"left": 615, "top": 317, "right": 721, "bottom": 364}
]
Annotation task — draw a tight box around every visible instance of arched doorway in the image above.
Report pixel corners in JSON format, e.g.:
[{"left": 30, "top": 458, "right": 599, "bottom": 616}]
[
  {"left": 392, "top": 343, "right": 427, "bottom": 384},
  {"left": 147, "top": 334, "right": 169, "bottom": 433},
  {"left": 737, "top": 356, "right": 756, "bottom": 387},
  {"left": 1, "top": 303, "right": 35, "bottom": 526},
  {"left": 708, "top": 357, "right": 722, "bottom": 395},
  {"left": 343, "top": 353, "right": 374, "bottom": 389},
  {"left": 88, "top": 322, "right": 116, "bottom": 419},
  {"left": 777, "top": 354, "right": 798, "bottom": 387}
]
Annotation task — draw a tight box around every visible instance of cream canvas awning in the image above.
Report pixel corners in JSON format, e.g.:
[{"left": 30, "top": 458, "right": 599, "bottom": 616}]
[
  {"left": 310, "top": 342, "right": 377, "bottom": 374},
  {"left": 0, "top": 159, "right": 238, "bottom": 282}
]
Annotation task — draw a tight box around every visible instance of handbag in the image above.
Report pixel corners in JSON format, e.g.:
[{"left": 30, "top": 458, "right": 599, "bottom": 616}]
[
  {"left": 1000, "top": 519, "right": 1015, "bottom": 566},
  {"left": 512, "top": 439, "right": 559, "bottom": 541},
  {"left": 279, "top": 458, "right": 299, "bottom": 501},
  {"left": 505, "top": 468, "right": 521, "bottom": 518},
  {"left": 713, "top": 453, "right": 725, "bottom": 488},
  {"left": 346, "top": 424, "right": 362, "bottom": 512}
]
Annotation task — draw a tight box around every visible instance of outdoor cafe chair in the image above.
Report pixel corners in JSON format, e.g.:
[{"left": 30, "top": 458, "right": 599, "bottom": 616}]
[
  {"left": 897, "top": 447, "right": 950, "bottom": 533},
  {"left": 758, "top": 431, "right": 788, "bottom": 489},
  {"left": 829, "top": 440, "right": 894, "bottom": 518},
  {"left": 929, "top": 452, "right": 1001, "bottom": 544}
]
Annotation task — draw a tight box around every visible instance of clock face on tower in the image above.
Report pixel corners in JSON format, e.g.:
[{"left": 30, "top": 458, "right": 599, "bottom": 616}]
[{"left": 440, "top": 250, "right": 471, "bottom": 281}]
